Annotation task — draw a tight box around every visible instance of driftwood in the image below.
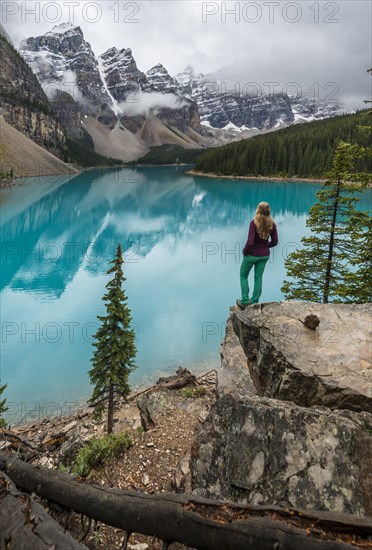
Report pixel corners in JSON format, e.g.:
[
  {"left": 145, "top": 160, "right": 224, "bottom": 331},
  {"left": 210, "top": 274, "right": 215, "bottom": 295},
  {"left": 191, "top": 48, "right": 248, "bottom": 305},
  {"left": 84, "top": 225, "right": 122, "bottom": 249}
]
[
  {"left": 128, "top": 368, "right": 217, "bottom": 403},
  {"left": 0, "top": 430, "right": 41, "bottom": 463},
  {"left": 0, "top": 470, "right": 87, "bottom": 549},
  {"left": 1, "top": 429, "right": 38, "bottom": 450},
  {"left": 0, "top": 455, "right": 370, "bottom": 550},
  {"left": 155, "top": 367, "right": 197, "bottom": 390}
]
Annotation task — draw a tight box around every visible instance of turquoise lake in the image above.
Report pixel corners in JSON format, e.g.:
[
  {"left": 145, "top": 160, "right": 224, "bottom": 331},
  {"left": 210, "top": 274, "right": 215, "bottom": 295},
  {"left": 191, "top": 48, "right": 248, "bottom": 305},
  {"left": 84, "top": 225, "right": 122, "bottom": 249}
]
[{"left": 1, "top": 166, "right": 370, "bottom": 423}]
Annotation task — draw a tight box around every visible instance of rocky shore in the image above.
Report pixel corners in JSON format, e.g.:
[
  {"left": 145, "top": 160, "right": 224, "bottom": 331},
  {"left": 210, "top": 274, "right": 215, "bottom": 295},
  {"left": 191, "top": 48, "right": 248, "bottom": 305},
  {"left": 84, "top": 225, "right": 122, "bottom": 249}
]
[
  {"left": 186, "top": 169, "right": 326, "bottom": 183},
  {"left": 1, "top": 301, "right": 371, "bottom": 549},
  {"left": 1, "top": 370, "right": 217, "bottom": 549}
]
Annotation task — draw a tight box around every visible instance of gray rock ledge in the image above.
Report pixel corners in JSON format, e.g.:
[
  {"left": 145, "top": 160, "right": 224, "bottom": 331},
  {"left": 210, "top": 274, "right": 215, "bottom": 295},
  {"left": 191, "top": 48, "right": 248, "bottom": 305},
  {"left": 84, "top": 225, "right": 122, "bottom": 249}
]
[{"left": 231, "top": 301, "right": 372, "bottom": 413}]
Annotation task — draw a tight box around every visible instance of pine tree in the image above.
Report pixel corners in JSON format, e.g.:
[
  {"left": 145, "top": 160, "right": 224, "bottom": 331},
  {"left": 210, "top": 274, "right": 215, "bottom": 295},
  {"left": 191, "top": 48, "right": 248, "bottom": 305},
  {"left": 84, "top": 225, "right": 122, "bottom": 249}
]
[
  {"left": 337, "top": 210, "right": 372, "bottom": 303},
  {"left": 88, "top": 244, "right": 137, "bottom": 434},
  {"left": 281, "top": 141, "right": 371, "bottom": 303},
  {"left": 0, "top": 383, "right": 8, "bottom": 428}
]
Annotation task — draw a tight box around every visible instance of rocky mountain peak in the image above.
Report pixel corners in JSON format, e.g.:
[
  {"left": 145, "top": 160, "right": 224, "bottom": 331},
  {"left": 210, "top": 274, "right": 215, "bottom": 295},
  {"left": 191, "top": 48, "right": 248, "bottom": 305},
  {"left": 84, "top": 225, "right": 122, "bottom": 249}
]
[
  {"left": 146, "top": 63, "right": 177, "bottom": 93},
  {"left": 46, "top": 22, "right": 83, "bottom": 37},
  {"left": 184, "top": 64, "right": 195, "bottom": 75},
  {"left": 99, "top": 46, "right": 151, "bottom": 102},
  {"left": 19, "top": 23, "right": 115, "bottom": 121}
]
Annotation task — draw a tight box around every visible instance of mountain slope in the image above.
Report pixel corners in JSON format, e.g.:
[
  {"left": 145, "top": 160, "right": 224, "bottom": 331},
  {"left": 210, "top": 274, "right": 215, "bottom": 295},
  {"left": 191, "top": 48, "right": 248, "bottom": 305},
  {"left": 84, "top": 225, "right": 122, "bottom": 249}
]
[
  {"left": 81, "top": 114, "right": 213, "bottom": 162},
  {"left": 0, "top": 116, "right": 77, "bottom": 177}
]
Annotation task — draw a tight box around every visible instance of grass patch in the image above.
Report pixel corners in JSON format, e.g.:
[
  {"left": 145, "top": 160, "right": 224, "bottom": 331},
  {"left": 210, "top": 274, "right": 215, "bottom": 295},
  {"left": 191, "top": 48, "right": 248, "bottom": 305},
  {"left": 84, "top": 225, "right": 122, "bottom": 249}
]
[
  {"left": 73, "top": 433, "right": 132, "bottom": 478},
  {"left": 183, "top": 386, "right": 206, "bottom": 399}
]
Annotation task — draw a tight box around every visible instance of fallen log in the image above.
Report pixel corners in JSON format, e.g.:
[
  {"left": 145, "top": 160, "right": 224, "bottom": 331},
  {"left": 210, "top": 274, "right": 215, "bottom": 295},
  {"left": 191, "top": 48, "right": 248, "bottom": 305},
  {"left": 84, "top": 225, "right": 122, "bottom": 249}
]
[
  {"left": 0, "top": 470, "right": 87, "bottom": 549},
  {"left": 0, "top": 455, "right": 370, "bottom": 550},
  {"left": 155, "top": 367, "right": 197, "bottom": 390},
  {"left": 1, "top": 429, "right": 38, "bottom": 450}
]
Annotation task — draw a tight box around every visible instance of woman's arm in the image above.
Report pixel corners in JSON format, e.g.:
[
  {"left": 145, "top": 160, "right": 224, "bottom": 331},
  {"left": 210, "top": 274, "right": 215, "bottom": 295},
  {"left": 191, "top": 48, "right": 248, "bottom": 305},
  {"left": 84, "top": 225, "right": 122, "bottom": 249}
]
[
  {"left": 243, "top": 221, "right": 255, "bottom": 255},
  {"left": 269, "top": 224, "right": 278, "bottom": 248}
]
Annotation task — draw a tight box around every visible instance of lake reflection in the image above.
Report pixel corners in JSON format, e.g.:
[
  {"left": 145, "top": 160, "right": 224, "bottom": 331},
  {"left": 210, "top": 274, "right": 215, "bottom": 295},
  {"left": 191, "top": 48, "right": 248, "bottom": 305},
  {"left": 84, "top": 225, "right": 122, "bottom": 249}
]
[{"left": 2, "top": 166, "right": 366, "bottom": 422}]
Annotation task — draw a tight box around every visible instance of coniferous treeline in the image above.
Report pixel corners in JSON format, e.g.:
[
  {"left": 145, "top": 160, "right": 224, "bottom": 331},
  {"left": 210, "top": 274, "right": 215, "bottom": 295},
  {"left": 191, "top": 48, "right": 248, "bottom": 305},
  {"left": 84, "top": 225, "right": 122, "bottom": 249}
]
[
  {"left": 194, "top": 111, "right": 372, "bottom": 178},
  {"left": 130, "top": 144, "right": 211, "bottom": 165}
]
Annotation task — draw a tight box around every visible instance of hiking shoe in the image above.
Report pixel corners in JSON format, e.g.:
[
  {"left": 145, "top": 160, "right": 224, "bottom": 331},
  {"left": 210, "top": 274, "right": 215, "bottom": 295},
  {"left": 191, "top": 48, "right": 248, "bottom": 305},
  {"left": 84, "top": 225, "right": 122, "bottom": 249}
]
[{"left": 236, "top": 299, "right": 250, "bottom": 310}]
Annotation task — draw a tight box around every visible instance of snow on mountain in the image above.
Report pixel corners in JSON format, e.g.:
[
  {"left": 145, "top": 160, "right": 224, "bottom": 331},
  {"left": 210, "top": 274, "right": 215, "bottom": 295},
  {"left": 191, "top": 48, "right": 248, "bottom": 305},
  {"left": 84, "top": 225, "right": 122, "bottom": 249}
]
[
  {"left": 19, "top": 23, "right": 114, "bottom": 118},
  {"left": 145, "top": 63, "right": 177, "bottom": 93},
  {"left": 45, "top": 22, "right": 77, "bottom": 35},
  {"left": 98, "top": 46, "right": 152, "bottom": 103},
  {"left": 172, "top": 65, "right": 343, "bottom": 131}
]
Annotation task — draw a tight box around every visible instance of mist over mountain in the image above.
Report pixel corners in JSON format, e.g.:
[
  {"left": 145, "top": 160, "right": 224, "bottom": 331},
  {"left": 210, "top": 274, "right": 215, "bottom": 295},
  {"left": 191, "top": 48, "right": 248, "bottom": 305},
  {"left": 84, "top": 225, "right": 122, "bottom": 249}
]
[{"left": 12, "top": 22, "right": 347, "bottom": 161}]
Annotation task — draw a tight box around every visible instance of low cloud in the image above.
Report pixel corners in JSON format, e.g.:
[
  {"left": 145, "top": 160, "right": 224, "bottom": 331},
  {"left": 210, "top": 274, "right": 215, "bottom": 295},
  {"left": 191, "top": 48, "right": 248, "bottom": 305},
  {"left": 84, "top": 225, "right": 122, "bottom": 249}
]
[
  {"left": 117, "top": 91, "right": 188, "bottom": 116},
  {"left": 42, "top": 70, "right": 85, "bottom": 105}
]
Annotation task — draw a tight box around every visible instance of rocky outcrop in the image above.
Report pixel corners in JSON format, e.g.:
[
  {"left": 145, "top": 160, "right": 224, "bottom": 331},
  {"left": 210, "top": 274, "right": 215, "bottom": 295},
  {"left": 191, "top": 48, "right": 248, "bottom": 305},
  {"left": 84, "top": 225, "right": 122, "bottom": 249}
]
[
  {"left": 49, "top": 90, "right": 83, "bottom": 139},
  {"left": 218, "top": 316, "right": 257, "bottom": 398},
  {"left": 191, "top": 302, "right": 372, "bottom": 516},
  {"left": 99, "top": 46, "right": 151, "bottom": 103},
  {"left": 191, "top": 392, "right": 372, "bottom": 515},
  {"left": 0, "top": 33, "right": 66, "bottom": 156},
  {"left": 231, "top": 302, "right": 372, "bottom": 413},
  {"left": 0, "top": 117, "right": 76, "bottom": 178},
  {"left": 157, "top": 100, "right": 200, "bottom": 133}
]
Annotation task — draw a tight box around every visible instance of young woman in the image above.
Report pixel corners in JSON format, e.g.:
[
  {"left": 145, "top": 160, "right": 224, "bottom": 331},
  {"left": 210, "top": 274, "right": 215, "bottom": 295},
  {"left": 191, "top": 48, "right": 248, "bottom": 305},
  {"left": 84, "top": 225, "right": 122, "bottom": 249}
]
[{"left": 237, "top": 201, "right": 278, "bottom": 309}]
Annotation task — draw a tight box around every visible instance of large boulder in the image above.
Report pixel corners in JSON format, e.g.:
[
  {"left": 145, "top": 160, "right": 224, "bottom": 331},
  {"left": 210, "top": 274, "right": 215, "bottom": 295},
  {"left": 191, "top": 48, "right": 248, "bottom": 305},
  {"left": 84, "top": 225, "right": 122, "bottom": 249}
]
[
  {"left": 191, "top": 392, "right": 372, "bottom": 516},
  {"left": 191, "top": 301, "right": 372, "bottom": 517},
  {"left": 231, "top": 302, "right": 372, "bottom": 413}
]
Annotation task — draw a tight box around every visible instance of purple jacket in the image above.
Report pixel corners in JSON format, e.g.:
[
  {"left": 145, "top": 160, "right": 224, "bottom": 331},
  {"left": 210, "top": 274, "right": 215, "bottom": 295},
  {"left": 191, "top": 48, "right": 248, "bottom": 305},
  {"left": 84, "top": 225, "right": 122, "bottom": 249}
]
[{"left": 243, "top": 220, "right": 278, "bottom": 257}]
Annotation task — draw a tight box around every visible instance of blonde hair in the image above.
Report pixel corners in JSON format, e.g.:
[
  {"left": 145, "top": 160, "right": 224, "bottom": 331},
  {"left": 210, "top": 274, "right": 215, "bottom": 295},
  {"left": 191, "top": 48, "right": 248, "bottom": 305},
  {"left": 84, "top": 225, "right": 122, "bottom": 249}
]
[{"left": 254, "top": 202, "right": 274, "bottom": 239}]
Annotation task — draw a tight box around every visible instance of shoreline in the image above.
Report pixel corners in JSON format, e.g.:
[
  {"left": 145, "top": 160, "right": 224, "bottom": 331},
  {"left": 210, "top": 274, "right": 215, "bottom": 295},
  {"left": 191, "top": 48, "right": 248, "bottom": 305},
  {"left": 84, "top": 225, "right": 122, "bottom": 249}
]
[
  {"left": 0, "top": 163, "right": 193, "bottom": 190},
  {"left": 0, "top": 164, "right": 81, "bottom": 190},
  {"left": 186, "top": 169, "right": 326, "bottom": 183},
  {"left": 6, "top": 366, "right": 218, "bottom": 429},
  {"left": 1, "top": 166, "right": 328, "bottom": 189}
]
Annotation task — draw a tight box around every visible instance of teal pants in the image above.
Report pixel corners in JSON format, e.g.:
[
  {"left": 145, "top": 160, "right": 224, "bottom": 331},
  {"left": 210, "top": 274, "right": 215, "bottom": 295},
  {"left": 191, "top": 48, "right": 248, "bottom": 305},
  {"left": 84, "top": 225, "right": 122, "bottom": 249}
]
[{"left": 240, "top": 254, "right": 270, "bottom": 304}]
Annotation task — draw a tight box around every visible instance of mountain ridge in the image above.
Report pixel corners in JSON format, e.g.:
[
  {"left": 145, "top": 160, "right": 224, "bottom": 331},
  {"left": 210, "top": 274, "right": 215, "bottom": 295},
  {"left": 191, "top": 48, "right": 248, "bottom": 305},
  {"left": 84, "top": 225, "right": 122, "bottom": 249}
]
[{"left": 17, "top": 22, "right": 345, "bottom": 162}]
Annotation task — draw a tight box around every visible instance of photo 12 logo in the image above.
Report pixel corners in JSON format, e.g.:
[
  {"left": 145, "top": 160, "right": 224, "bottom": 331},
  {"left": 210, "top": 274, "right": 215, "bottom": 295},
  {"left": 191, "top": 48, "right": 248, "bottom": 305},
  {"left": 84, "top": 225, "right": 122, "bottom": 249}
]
[
  {"left": 201, "top": 2, "right": 340, "bottom": 24},
  {"left": 1, "top": 320, "right": 140, "bottom": 344},
  {"left": 1, "top": 2, "right": 140, "bottom": 24}
]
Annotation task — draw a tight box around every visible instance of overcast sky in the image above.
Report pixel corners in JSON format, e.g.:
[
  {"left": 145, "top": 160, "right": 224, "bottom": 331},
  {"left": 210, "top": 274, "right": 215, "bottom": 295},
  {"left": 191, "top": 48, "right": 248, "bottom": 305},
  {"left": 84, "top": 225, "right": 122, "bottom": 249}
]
[{"left": 2, "top": 1, "right": 371, "bottom": 109}]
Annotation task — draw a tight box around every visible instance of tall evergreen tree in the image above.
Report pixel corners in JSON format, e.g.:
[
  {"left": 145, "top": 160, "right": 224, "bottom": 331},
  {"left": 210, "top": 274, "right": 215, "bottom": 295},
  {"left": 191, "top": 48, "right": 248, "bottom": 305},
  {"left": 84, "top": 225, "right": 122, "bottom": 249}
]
[
  {"left": 88, "top": 244, "right": 137, "bottom": 434},
  {"left": 0, "top": 383, "right": 8, "bottom": 429},
  {"left": 337, "top": 210, "right": 372, "bottom": 303},
  {"left": 281, "top": 141, "right": 371, "bottom": 303}
]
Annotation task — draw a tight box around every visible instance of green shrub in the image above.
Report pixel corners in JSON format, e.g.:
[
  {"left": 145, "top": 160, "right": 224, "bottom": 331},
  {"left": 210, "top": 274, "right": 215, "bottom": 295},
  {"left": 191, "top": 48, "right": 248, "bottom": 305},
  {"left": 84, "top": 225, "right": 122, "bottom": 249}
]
[
  {"left": 193, "top": 386, "right": 206, "bottom": 397},
  {"left": 73, "top": 433, "right": 132, "bottom": 478},
  {"left": 183, "top": 386, "right": 206, "bottom": 399}
]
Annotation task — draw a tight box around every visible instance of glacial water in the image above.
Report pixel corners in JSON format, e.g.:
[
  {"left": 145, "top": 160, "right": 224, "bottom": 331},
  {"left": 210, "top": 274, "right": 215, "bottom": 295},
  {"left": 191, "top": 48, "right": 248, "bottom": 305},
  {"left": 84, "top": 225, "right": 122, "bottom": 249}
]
[{"left": 1, "top": 166, "right": 370, "bottom": 423}]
